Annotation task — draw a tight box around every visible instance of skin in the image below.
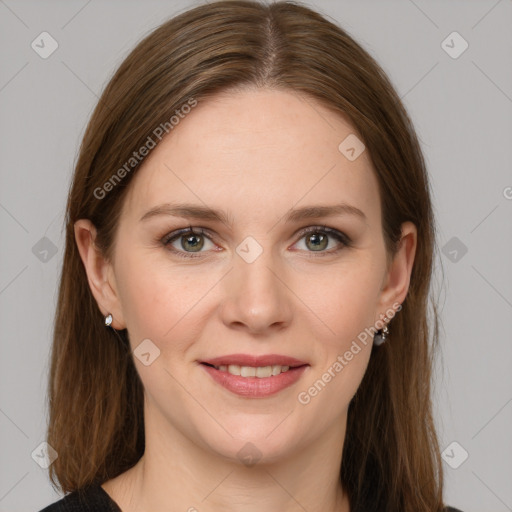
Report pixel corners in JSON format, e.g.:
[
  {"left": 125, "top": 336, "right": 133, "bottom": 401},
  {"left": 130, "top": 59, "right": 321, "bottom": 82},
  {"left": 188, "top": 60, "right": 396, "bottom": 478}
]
[{"left": 75, "top": 87, "right": 416, "bottom": 512}]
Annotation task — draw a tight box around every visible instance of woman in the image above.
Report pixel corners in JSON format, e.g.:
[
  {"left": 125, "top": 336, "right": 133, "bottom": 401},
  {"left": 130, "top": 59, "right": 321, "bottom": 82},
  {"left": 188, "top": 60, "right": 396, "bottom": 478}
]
[{"left": 39, "top": 1, "right": 463, "bottom": 511}]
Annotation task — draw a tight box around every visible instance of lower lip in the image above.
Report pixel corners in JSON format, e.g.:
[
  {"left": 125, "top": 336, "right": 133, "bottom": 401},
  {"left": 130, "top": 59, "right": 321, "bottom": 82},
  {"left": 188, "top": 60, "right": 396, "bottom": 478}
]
[{"left": 201, "top": 364, "right": 309, "bottom": 397}]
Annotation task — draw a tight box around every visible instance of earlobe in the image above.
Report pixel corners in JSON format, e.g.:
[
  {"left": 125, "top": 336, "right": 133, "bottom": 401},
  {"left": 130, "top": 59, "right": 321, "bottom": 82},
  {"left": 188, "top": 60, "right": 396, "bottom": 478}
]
[
  {"left": 378, "top": 221, "right": 417, "bottom": 312},
  {"left": 74, "top": 219, "right": 126, "bottom": 329}
]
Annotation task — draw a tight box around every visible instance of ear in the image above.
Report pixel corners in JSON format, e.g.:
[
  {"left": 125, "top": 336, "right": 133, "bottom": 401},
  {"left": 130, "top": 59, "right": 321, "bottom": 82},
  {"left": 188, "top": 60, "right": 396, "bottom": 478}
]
[
  {"left": 376, "top": 221, "right": 417, "bottom": 320},
  {"left": 74, "top": 219, "right": 126, "bottom": 330}
]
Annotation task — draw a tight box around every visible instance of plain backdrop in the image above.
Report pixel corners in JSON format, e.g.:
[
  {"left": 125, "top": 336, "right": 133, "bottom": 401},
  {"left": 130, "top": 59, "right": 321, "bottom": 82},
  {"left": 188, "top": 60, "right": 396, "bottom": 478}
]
[{"left": 0, "top": 1, "right": 511, "bottom": 511}]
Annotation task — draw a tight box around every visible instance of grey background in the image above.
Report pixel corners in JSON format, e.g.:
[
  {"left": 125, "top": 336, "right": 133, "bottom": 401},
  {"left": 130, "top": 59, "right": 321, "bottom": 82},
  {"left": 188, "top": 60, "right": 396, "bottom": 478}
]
[{"left": 0, "top": 0, "right": 511, "bottom": 511}]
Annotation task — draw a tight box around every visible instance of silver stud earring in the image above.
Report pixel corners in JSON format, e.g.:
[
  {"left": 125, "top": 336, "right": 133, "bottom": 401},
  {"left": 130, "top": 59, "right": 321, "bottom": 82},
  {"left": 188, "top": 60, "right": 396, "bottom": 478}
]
[
  {"left": 373, "top": 324, "right": 389, "bottom": 346},
  {"left": 104, "top": 313, "right": 113, "bottom": 327}
]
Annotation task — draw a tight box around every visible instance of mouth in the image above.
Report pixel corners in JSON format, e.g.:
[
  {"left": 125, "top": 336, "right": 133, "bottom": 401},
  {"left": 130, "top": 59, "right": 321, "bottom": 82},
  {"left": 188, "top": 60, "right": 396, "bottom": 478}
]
[{"left": 199, "top": 354, "right": 309, "bottom": 397}]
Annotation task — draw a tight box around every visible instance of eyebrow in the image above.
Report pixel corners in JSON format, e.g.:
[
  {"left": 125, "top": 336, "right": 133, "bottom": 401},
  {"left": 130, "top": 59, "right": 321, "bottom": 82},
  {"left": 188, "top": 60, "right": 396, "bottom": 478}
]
[
  {"left": 139, "top": 202, "right": 366, "bottom": 225},
  {"left": 140, "top": 203, "right": 366, "bottom": 226}
]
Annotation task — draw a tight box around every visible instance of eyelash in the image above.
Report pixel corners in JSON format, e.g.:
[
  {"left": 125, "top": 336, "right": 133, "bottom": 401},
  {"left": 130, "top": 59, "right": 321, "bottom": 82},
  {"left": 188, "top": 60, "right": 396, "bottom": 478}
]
[{"left": 160, "top": 225, "right": 351, "bottom": 260}]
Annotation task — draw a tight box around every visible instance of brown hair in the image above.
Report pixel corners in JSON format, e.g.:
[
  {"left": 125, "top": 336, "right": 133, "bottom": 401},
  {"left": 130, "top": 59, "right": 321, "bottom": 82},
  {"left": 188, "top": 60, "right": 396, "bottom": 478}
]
[{"left": 46, "top": 1, "right": 445, "bottom": 510}]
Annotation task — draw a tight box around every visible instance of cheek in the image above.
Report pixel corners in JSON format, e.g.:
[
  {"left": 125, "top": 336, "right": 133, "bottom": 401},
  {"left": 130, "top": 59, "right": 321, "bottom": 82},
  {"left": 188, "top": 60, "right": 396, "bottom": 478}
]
[
  {"left": 115, "top": 252, "right": 217, "bottom": 352},
  {"left": 295, "top": 267, "right": 378, "bottom": 423},
  {"left": 301, "top": 257, "right": 384, "bottom": 347}
]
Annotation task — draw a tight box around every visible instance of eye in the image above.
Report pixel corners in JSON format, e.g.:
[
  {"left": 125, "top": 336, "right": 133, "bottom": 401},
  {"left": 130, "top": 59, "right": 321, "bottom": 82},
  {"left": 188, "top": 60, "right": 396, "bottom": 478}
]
[
  {"left": 292, "top": 225, "right": 351, "bottom": 255},
  {"left": 162, "top": 227, "right": 217, "bottom": 259}
]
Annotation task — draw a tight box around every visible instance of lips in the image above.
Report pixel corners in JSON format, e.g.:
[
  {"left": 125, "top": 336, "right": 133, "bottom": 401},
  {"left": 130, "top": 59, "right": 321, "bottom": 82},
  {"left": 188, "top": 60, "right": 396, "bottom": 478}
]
[
  {"left": 199, "top": 353, "right": 309, "bottom": 397},
  {"left": 201, "top": 364, "right": 308, "bottom": 397},
  {"left": 200, "top": 354, "right": 308, "bottom": 367}
]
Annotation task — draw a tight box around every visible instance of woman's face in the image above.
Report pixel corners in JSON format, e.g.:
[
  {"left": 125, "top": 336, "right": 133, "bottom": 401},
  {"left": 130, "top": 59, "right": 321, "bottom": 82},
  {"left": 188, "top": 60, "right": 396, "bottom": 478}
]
[{"left": 86, "top": 88, "right": 414, "bottom": 463}]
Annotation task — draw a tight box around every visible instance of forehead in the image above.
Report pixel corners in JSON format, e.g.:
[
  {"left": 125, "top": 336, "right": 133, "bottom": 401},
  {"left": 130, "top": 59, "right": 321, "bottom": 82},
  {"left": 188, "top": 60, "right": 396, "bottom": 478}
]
[{"left": 122, "top": 88, "right": 380, "bottom": 225}]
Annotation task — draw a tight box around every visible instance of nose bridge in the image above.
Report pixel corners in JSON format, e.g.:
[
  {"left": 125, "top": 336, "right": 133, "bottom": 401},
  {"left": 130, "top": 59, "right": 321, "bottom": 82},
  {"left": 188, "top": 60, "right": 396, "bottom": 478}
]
[{"left": 220, "top": 235, "right": 292, "bottom": 332}]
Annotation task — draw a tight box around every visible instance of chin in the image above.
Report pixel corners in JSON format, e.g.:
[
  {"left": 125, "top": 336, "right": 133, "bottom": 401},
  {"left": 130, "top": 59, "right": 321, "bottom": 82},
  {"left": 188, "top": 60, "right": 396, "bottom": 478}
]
[{"left": 195, "top": 414, "right": 305, "bottom": 466}]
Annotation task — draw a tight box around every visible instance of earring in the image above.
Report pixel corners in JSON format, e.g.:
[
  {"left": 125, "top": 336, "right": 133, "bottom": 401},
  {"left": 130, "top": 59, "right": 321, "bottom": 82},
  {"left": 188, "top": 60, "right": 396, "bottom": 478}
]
[
  {"left": 104, "top": 313, "right": 113, "bottom": 327},
  {"left": 373, "top": 324, "right": 389, "bottom": 346}
]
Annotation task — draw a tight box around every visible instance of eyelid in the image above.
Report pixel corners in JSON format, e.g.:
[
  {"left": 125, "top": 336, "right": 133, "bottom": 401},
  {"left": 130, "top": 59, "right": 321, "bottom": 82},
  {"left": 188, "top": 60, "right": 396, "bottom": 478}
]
[
  {"left": 293, "top": 225, "right": 351, "bottom": 246},
  {"left": 161, "top": 226, "right": 214, "bottom": 245}
]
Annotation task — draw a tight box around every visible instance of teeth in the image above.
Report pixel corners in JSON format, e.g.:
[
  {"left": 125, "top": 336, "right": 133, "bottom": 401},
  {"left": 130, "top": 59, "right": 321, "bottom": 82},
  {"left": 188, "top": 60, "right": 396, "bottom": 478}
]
[
  {"left": 214, "top": 364, "right": 291, "bottom": 377},
  {"left": 256, "top": 366, "right": 272, "bottom": 378},
  {"left": 241, "top": 366, "right": 256, "bottom": 377}
]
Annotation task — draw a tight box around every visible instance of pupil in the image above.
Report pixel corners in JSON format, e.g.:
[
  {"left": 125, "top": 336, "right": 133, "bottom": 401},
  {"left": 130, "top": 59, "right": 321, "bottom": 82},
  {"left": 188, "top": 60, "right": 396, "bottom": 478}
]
[
  {"left": 183, "top": 234, "right": 203, "bottom": 252},
  {"left": 308, "top": 233, "right": 327, "bottom": 251}
]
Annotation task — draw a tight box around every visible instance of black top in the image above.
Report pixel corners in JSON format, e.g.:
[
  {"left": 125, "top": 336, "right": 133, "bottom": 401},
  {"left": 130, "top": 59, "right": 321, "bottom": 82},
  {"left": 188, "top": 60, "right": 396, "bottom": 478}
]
[
  {"left": 39, "top": 485, "right": 121, "bottom": 512},
  {"left": 39, "top": 484, "right": 464, "bottom": 511}
]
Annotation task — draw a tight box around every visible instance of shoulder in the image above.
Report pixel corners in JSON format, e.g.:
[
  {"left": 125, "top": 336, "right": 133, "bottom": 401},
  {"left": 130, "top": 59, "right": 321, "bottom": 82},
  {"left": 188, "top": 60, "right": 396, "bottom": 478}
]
[
  {"left": 38, "top": 485, "right": 121, "bottom": 512},
  {"left": 445, "top": 507, "right": 464, "bottom": 512}
]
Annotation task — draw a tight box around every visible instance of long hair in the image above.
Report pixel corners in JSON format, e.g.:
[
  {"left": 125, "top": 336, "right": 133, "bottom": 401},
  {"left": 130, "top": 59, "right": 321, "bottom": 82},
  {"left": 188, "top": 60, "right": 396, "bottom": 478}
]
[{"left": 46, "top": 2, "right": 445, "bottom": 510}]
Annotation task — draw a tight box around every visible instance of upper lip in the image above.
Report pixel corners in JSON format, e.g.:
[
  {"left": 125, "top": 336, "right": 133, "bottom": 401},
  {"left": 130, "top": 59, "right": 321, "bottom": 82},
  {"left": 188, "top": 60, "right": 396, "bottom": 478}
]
[{"left": 200, "top": 354, "right": 308, "bottom": 367}]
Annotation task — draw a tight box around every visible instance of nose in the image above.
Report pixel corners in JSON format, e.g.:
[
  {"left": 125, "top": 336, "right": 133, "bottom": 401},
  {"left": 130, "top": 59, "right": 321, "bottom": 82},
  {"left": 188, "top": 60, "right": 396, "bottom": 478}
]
[{"left": 219, "top": 245, "right": 294, "bottom": 336}]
